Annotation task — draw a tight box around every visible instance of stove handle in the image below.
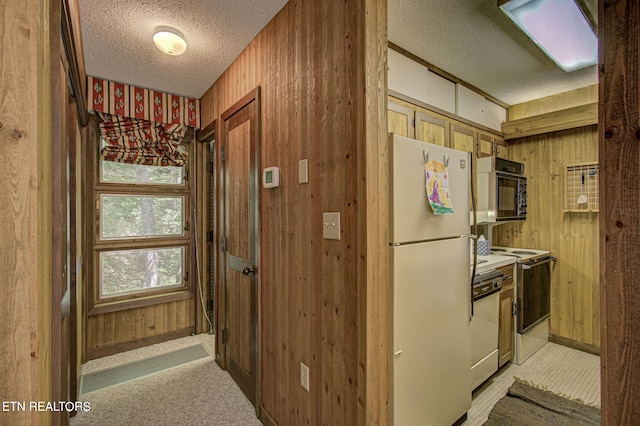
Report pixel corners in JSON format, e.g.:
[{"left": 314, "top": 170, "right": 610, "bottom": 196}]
[{"left": 521, "top": 256, "right": 556, "bottom": 270}]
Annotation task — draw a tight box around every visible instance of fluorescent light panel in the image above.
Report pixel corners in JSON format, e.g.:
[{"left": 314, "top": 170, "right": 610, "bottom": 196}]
[{"left": 500, "top": 0, "right": 597, "bottom": 72}]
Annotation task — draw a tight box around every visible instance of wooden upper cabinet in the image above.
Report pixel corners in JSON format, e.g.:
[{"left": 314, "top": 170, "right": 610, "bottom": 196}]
[
  {"left": 388, "top": 96, "right": 506, "bottom": 157},
  {"left": 478, "top": 133, "right": 494, "bottom": 158},
  {"left": 388, "top": 100, "right": 414, "bottom": 138},
  {"left": 415, "top": 111, "right": 449, "bottom": 147},
  {"left": 478, "top": 131, "right": 506, "bottom": 158},
  {"left": 450, "top": 124, "right": 475, "bottom": 154}
]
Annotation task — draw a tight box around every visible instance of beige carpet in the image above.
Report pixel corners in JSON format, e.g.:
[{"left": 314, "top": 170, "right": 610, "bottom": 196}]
[
  {"left": 71, "top": 334, "right": 262, "bottom": 426},
  {"left": 466, "top": 342, "right": 600, "bottom": 425}
]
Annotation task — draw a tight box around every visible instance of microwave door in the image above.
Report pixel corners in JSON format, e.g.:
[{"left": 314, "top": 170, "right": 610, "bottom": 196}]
[{"left": 497, "top": 175, "right": 520, "bottom": 219}]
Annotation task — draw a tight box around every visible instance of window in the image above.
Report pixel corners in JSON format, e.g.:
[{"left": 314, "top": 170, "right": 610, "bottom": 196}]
[{"left": 89, "top": 137, "right": 193, "bottom": 312}]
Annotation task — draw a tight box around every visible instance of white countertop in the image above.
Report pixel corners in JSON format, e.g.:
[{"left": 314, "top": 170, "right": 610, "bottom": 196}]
[{"left": 471, "top": 254, "right": 517, "bottom": 275}]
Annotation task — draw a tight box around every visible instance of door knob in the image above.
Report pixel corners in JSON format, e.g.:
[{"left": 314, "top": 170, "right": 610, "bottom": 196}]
[{"left": 242, "top": 266, "right": 256, "bottom": 276}]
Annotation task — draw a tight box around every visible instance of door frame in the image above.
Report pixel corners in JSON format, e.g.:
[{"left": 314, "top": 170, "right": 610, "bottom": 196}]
[{"left": 216, "top": 87, "right": 261, "bottom": 408}]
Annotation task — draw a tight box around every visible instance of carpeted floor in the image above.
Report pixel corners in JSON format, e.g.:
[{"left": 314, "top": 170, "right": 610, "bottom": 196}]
[
  {"left": 71, "top": 334, "right": 261, "bottom": 426},
  {"left": 466, "top": 342, "right": 600, "bottom": 425},
  {"left": 81, "top": 344, "right": 210, "bottom": 394}
]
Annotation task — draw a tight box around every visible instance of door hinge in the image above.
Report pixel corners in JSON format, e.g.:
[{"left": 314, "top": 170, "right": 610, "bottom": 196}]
[
  {"left": 220, "top": 146, "right": 226, "bottom": 162},
  {"left": 221, "top": 328, "right": 227, "bottom": 344},
  {"left": 207, "top": 230, "right": 214, "bottom": 243},
  {"left": 184, "top": 221, "right": 190, "bottom": 231},
  {"left": 184, "top": 271, "right": 189, "bottom": 282},
  {"left": 184, "top": 170, "right": 189, "bottom": 181},
  {"left": 512, "top": 300, "right": 518, "bottom": 316},
  {"left": 221, "top": 237, "right": 227, "bottom": 253}
]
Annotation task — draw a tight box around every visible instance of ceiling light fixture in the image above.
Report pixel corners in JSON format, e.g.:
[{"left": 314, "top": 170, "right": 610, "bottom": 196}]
[
  {"left": 153, "top": 27, "right": 187, "bottom": 56},
  {"left": 499, "top": 0, "right": 597, "bottom": 72}
]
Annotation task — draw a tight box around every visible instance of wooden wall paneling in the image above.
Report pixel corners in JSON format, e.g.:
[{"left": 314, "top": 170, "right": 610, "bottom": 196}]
[
  {"left": 494, "top": 126, "right": 599, "bottom": 349},
  {"left": 0, "top": 0, "right": 52, "bottom": 420},
  {"left": 509, "top": 84, "right": 598, "bottom": 121},
  {"left": 86, "top": 300, "right": 194, "bottom": 359},
  {"left": 360, "top": 0, "right": 389, "bottom": 423},
  {"left": 502, "top": 103, "right": 598, "bottom": 140},
  {"left": 600, "top": 1, "right": 640, "bottom": 424},
  {"left": 200, "top": 0, "right": 387, "bottom": 424}
]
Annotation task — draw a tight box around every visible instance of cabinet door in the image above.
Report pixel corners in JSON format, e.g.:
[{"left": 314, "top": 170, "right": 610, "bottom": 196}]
[
  {"left": 478, "top": 133, "right": 495, "bottom": 158},
  {"left": 388, "top": 100, "right": 414, "bottom": 138},
  {"left": 451, "top": 123, "right": 475, "bottom": 154},
  {"left": 477, "top": 132, "right": 506, "bottom": 158},
  {"left": 498, "top": 287, "right": 514, "bottom": 367},
  {"left": 415, "top": 111, "right": 449, "bottom": 147}
]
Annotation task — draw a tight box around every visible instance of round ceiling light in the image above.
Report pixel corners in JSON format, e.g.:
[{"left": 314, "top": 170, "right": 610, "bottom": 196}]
[{"left": 153, "top": 28, "right": 187, "bottom": 56}]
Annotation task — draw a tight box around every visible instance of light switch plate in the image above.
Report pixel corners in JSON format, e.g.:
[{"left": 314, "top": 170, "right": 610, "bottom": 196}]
[
  {"left": 298, "top": 159, "right": 309, "bottom": 184},
  {"left": 323, "top": 212, "right": 341, "bottom": 240}
]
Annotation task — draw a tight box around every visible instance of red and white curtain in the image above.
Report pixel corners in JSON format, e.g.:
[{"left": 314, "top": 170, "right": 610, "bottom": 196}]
[
  {"left": 88, "top": 76, "right": 200, "bottom": 166},
  {"left": 97, "top": 111, "right": 188, "bottom": 166}
]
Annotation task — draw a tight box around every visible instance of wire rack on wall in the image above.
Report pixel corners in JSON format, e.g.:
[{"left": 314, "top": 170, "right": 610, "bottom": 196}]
[{"left": 564, "top": 162, "right": 599, "bottom": 212}]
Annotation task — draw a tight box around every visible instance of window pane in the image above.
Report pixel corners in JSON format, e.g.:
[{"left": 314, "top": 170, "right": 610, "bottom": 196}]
[
  {"left": 100, "top": 247, "right": 184, "bottom": 297},
  {"left": 101, "top": 161, "right": 184, "bottom": 185},
  {"left": 101, "top": 195, "right": 184, "bottom": 239}
]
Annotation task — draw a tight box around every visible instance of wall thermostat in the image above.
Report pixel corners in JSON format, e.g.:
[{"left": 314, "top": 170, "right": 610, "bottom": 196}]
[{"left": 263, "top": 167, "right": 280, "bottom": 188}]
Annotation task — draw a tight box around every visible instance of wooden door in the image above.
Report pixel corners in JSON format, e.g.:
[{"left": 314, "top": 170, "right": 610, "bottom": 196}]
[
  {"left": 416, "top": 111, "right": 449, "bottom": 146},
  {"left": 221, "top": 88, "right": 260, "bottom": 405}
]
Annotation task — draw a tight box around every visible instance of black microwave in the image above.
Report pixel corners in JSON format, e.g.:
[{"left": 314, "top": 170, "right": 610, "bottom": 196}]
[{"left": 476, "top": 157, "right": 527, "bottom": 222}]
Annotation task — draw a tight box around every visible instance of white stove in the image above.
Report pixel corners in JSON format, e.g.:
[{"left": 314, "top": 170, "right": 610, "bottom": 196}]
[{"left": 491, "top": 246, "right": 554, "bottom": 365}]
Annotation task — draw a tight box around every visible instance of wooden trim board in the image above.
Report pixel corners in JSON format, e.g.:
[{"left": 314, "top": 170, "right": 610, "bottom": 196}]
[{"left": 502, "top": 103, "right": 597, "bottom": 140}]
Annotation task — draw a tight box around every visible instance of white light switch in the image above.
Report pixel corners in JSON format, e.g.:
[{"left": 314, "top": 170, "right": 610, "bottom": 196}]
[
  {"left": 323, "top": 212, "right": 341, "bottom": 240},
  {"left": 298, "top": 159, "right": 309, "bottom": 184}
]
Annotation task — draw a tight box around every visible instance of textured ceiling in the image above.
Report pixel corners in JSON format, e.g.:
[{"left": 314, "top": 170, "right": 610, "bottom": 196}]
[
  {"left": 388, "top": 0, "right": 598, "bottom": 105},
  {"left": 78, "top": 0, "right": 288, "bottom": 99},
  {"left": 79, "top": 0, "right": 598, "bottom": 105}
]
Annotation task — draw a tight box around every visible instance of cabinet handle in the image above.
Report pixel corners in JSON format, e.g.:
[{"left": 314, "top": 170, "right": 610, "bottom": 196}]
[{"left": 503, "top": 275, "right": 513, "bottom": 281}]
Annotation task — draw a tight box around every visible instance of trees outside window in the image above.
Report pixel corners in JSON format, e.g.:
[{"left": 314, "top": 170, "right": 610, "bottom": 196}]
[{"left": 90, "top": 146, "right": 192, "bottom": 311}]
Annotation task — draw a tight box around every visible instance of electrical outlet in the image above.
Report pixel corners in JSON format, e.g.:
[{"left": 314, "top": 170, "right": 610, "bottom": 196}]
[{"left": 300, "top": 362, "right": 310, "bottom": 391}]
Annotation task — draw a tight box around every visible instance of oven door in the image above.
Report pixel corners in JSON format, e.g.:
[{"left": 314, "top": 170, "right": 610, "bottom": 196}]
[
  {"left": 517, "top": 256, "right": 554, "bottom": 333},
  {"left": 496, "top": 174, "right": 526, "bottom": 220}
]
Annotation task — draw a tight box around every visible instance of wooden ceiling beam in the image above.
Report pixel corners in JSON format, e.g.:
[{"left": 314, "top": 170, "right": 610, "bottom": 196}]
[{"left": 502, "top": 102, "right": 597, "bottom": 140}]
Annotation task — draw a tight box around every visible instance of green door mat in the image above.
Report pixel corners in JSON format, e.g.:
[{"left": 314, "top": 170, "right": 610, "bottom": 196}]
[{"left": 81, "top": 344, "right": 210, "bottom": 394}]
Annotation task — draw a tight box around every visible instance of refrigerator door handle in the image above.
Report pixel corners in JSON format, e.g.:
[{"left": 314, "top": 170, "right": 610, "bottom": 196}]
[
  {"left": 470, "top": 295, "right": 474, "bottom": 320},
  {"left": 461, "top": 233, "right": 477, "bottom": 320}
]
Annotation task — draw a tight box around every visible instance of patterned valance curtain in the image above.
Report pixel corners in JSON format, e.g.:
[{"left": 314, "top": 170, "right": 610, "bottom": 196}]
[
  {"left": 97, "top": 111, "right": 188, "bottom": 166},
  {"left": 87, "top": 76, "right": 200, "bottom": 167}
]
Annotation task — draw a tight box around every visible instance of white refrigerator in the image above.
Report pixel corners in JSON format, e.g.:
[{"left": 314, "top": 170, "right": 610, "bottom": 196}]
[{"left": 389, "top": 134, "right": 472, "bottom": 425}]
